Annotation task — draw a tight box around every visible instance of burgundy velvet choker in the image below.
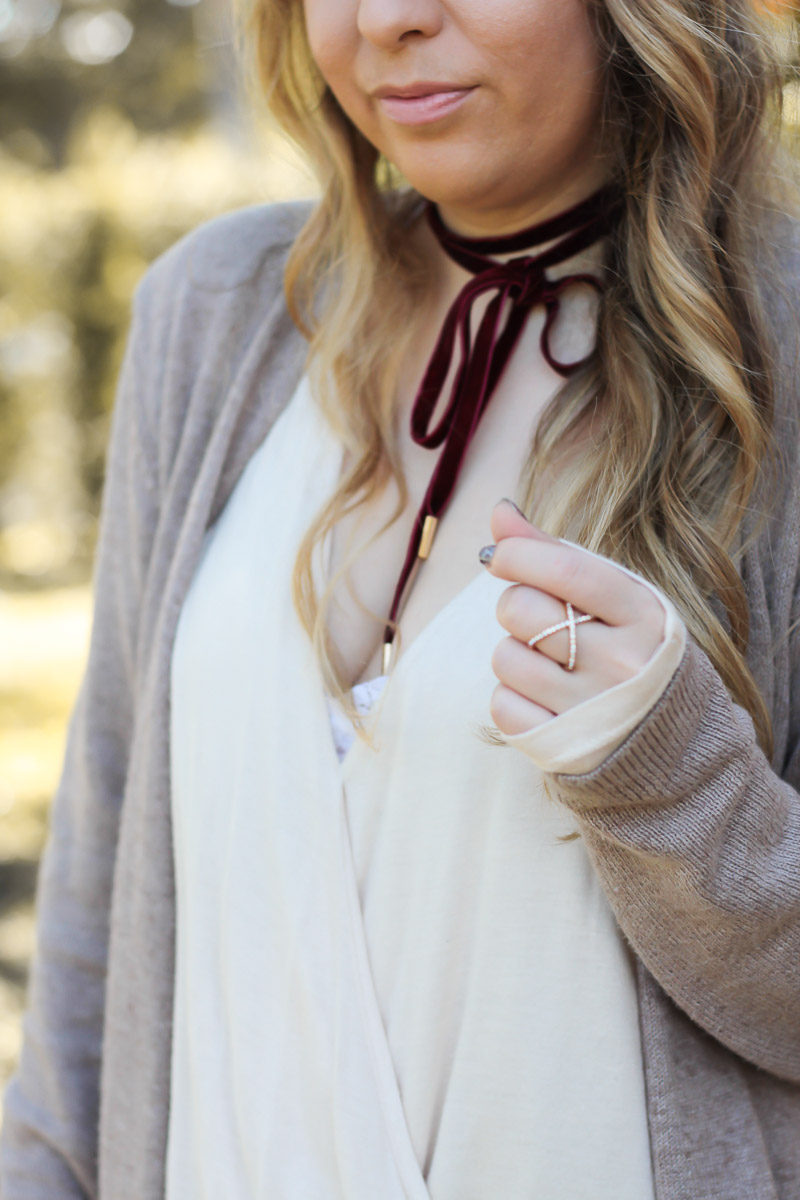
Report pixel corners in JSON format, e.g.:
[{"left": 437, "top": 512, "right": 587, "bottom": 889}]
[{"left": 380, "top": 183, "right": 625, "bottom": 672}]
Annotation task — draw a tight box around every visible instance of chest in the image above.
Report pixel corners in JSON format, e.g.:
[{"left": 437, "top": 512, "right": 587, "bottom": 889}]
[{"left": 324, "top": 327, "right": 566, "bottom": 689}]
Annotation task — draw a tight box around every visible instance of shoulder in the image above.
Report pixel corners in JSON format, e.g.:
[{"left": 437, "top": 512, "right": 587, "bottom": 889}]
[
  {"left": 122, "top": 197, "right": 312, "bottom": 397},
  {"left": 162, "top": 197, "right": 314, "bottom": 291},
  {"left": 119, "top": 200, "right": 312, "bottom": 492},
  {"left": 747, "top": 204, "right": 800, "bottom": 447},
  {"left": 744, "top": 206, "right": 800, "bottom": 599},
  {"left": 752, "top": 204, "right": 800, "bottom": 338},
  {"left": 132, "top": 197, "right": 315, "bottom": 314}
]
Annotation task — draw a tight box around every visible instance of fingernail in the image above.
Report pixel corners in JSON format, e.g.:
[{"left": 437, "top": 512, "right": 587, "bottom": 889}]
[
  {"left": 479, "top": 544, "right": 496, "bottom": 566},
  {"left": 499, "top": 497, "right": 527, "bottom": 518}
]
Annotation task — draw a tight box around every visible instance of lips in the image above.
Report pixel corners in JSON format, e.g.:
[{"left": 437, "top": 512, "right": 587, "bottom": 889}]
[
  {"left": 373, "top": 81, "right": 474, "bottom": 99},
  {"left": 373, "top": 83, "right": 477, "bottom": 126}
]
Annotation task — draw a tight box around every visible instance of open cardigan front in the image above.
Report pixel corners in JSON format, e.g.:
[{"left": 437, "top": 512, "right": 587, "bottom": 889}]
[{"left": 1, "top": 199, "right": 800, "bottom": 1200}]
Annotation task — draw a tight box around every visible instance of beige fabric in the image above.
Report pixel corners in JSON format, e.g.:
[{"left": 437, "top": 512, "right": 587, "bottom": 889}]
[
  {"left": 1, "top": 199, "right": 799, "bottom": 1200},
  {"left": 166, "top": 372, "right": 655, "bottom": 1198}
]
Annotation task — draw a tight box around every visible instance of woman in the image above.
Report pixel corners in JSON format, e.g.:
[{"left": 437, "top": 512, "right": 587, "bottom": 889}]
[{"left": 2, "top": 0, "right": 800, "bottom": 1196}]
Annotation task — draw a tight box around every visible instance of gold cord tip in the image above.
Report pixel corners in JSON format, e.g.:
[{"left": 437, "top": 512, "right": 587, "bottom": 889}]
[{"left": 418, "top": 515, "right": 438, "bottom": 560}]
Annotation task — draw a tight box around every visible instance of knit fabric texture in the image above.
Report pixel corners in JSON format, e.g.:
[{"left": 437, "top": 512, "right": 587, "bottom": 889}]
[{"left": 1, "top": 199, "right": 799, "bottom": 1199}]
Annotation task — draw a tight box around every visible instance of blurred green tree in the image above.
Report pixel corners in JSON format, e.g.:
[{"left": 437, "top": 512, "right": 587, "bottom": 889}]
[
  {"left": 0, "top": 0, "right": 315, "bottom": 585},
  {"left": 0, "top": 0, "right": 210, "bottom": 167}
]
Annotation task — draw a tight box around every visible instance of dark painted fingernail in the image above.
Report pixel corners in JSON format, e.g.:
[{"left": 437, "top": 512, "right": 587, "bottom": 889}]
[
  {"left": 479, "top": 544, "right": 496, "bottom": 566},
  {"left": 500, "top": 497, "right": 526, "bottom": 518}
]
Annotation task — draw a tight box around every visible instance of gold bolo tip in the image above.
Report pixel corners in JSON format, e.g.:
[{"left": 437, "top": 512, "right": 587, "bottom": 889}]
[
  {"left": 381, "top": 640, "right": 395, "bottom": 674},
  {"left": 417, "top": 515, "right": 438, "bottom": 560}
]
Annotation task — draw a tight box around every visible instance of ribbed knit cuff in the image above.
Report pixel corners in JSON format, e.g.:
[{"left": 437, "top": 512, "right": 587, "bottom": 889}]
[{"left": 550, "top": 637, "right": 732, "bottom": 812}]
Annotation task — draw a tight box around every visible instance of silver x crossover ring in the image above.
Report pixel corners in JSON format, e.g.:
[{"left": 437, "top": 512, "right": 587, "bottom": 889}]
[{"left": 527, "top": 602, "right": 595, "bottom": 672}]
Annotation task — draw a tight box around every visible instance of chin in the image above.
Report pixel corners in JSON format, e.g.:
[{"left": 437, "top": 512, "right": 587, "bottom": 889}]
[
  {"left": 401, "top": 159, "right": 612, "bottom": 231},
  {"left": 393, "top": 163, "right": 508, "bottom": 213},
  {"left": 384, "top": 145, "right": 558, "bottom": 218}
]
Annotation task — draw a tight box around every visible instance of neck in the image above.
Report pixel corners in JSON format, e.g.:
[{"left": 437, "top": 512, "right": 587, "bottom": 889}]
[
  {"left": 431, "top": 168, "right": 617, "bottom": 239},
  {"left": 418, "top": 180, "right": 620, "bottom": 310},
  {"left": 421, "top": 232, "right": 610, "bottom": 325},
  {"left": 378, "top": 180, "right": 622, "bottom": 656}
]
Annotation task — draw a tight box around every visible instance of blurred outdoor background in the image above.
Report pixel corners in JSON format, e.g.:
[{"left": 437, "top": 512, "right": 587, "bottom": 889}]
[
  {"left": 0, "top": 0, "right": 320, "bottom": 1112},
  {"left": 0, "top": 0, "right": 799, "bottom": 1122}
]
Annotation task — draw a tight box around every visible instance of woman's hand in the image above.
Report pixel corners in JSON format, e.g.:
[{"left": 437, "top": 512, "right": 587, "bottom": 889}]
[{"left": 482, "top": 499, "right": 666, "bottom": 736}]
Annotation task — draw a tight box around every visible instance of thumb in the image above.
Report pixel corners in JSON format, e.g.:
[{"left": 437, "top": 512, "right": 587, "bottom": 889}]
[{"left": 490, "top": 498, "right": 556, "bottom": 544}]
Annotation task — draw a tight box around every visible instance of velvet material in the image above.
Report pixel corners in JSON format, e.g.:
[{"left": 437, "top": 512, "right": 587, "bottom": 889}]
[{"left": 383, "top": 184, "right": 625, "bottom": 654}]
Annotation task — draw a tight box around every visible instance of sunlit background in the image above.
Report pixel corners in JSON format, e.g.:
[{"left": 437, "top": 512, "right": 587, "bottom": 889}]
[
  {"left": 0, "top": 0, "right": 799, "bottom": 1119},
  {"left": 0, "top": 0, "right": 320, "bottom": 1108}
]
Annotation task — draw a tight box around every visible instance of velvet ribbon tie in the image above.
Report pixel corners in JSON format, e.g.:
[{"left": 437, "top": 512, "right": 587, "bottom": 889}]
[{"left": 380, "top": 183, "right": 624, "bottom": 669}]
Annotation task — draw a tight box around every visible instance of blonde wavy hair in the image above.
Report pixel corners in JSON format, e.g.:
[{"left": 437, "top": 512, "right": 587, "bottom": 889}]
[{"left": 234, "top": 0, "right": 799, "bottom": 756}]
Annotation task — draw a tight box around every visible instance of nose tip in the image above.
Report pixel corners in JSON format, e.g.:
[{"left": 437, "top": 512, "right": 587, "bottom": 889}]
[{"left": 356, "top": 0, "right": 443, "bottom": 47}]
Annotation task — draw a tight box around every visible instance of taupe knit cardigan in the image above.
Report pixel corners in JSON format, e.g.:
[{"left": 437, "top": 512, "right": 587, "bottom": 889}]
[{"left": 1, "top": 199, "right": 799, "bottom": 1200}]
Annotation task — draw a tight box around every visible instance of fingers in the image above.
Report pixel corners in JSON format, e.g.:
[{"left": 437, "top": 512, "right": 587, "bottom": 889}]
[
  {"left": 496, "top": 582, "right": 601, "bottom": 668},
  {"left": 490, "top": 681, "right": 553, "bottom": 735},
  {"left": 485, "top": 502, "right": 667, "bottom": 726},
  {"left": 490, "top": 498, "right": 557, "bottom": 545},
  {"left": 486, "top": 535, "right": 659, "bottom": 628},
  {"left": 491, "top": 635, "right": 597, "bottom": 715}
]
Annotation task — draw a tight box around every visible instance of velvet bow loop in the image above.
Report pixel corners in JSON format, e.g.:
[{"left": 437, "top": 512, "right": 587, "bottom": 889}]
[
  {"left": 538, "top": 271, "right": 605, "bottom": 375},
  {"left": 410, "top": 258, "right": 547, "bottom": 451},
  {"left": 377, "top": 183, "right": 624, "bottom": 666}
]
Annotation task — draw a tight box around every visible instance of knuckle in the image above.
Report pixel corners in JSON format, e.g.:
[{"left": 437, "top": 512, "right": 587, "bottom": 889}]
[
  {"left": 642, "top": 597, "right": 666, "bottom": 637},
  {"left": 631, "top": 585, "right": 665, "bottom": 626},
  {"left": 604, "top": 658, "right": 632, "bottom": 687},
  {"left": 490, "top": 684, "right": 514, "bottom": 731},
  {"left": 605, "top": 638, "right": 647, "bottom": 684},
  {"left": 496, "top": 583, "right": 527, "bottom": 630},
  {"left": 489, "top": 686, "right": 503, "bottom": 725},
  {"left": 549, "top": 551, "right": 582, "bottom": 594},
  {"left": 491, "top": 637, "right": 513, "bottom": 678},
  {"left": 488, "top": 540, "right": 509, "bottom": 574}
]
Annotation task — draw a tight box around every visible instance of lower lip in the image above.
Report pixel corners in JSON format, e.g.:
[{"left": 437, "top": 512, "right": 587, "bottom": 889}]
[{"left": 377, "top": 89, "right": 475, "bottom": 126}]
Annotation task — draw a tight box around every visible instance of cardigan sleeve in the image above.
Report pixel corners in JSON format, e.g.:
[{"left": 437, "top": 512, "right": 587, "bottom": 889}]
[
  {"left": 546, "top": 630, "right": 800, "bottom": 1086},
  {"left": 498, "top": 538, "right": 800, "bottom": 1082},
  {"left": 0, "top": 274, "right": 162, "bottom": 1198}
]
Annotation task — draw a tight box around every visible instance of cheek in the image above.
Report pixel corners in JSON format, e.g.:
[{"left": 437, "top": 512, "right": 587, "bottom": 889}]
[
  {"left": 303, "top": 0, "right": 357, "bottom": 94},
  {"left": 486, "top": 1, "right": 604, "bottom": 110},
  {"left": 513, "top": 11, "right": 605, "bottom": 158}
]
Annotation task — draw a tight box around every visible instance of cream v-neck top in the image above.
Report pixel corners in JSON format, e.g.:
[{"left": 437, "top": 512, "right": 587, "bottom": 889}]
[{"left": 167, "top": 372, "right": 685, "bottom": 1199}]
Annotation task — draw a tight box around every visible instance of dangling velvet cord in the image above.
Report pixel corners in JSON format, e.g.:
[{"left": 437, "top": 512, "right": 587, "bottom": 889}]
[{"left": 380, "top": 182, "right": 625, "bottom": 671}]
